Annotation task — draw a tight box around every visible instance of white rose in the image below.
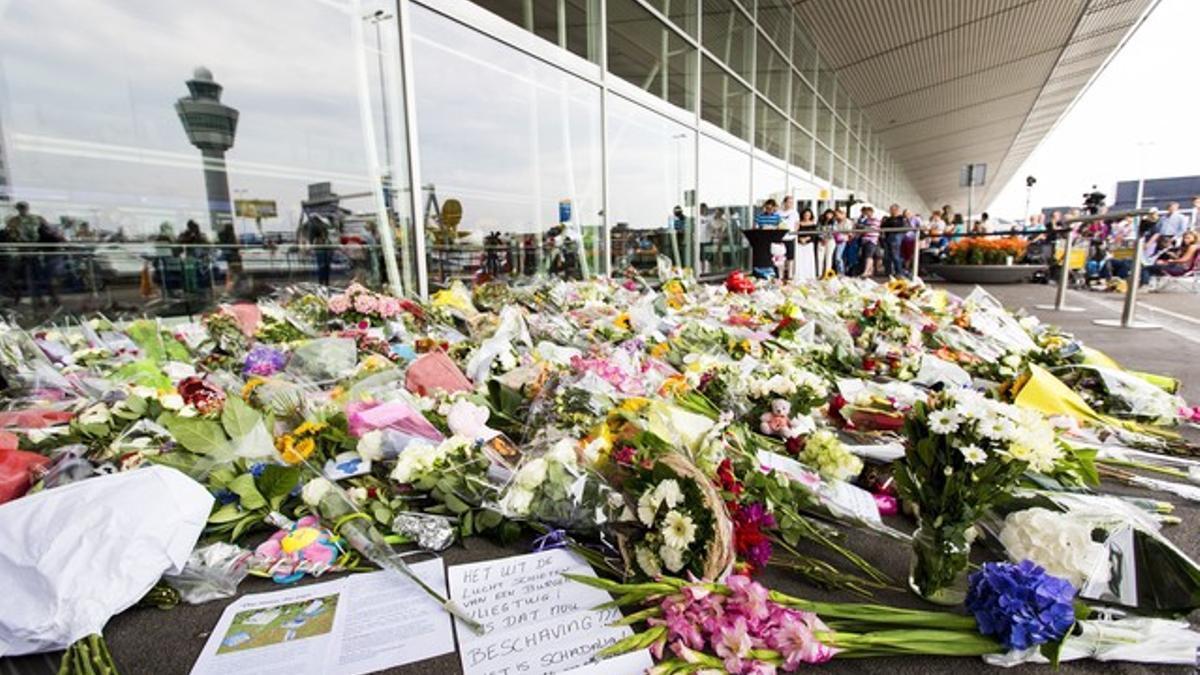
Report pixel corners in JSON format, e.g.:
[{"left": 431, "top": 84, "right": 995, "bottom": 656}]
[
  {"left": 446, "top": 400, "right": 495, "bottom": 441},
  {"left": 159, "top": 393, "right": 185, "bottom": 411},
  {"left": 301, "top": 477, "right": 333, "bottom": 507},
  {"left": 130, "top": 385, "right": 157, "bottom": 399},
  {"left": 347, "top": 487, "right": 368, "bottom": 504},
  {"left": 652, "top": 479, "right": 684, "bottom": 509},
  {"left": 357, "top": 430, "right": 385, "bottom": 462},
  {"left": 515, "top": 458, "right": 548, "bottom": 490},
  {"left": 500, "top": 487, "right": 534, "bottom": 516}
]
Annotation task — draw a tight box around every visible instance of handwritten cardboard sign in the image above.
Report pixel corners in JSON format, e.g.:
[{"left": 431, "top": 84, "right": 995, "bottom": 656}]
[{"left": 448, "top": 550, "right": 651, "bottom": 675}]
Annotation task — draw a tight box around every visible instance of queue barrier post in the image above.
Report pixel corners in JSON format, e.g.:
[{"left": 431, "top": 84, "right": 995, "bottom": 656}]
[
  {"left": 1035, "top": 229, "right": 1084, "bottom": 312},
  {"left": 910, "top": 229, "right": 921, "bottom": 280},
  {"left": 1093, "top": 221, "right": 1161, "bottom": 330}
]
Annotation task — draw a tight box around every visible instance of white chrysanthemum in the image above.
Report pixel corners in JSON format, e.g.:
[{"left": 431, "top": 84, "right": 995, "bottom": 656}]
[
  {"left": 636, "top": 545, "right": 662, "bottom": 577},
  {"left": 301, "top": 477, "right": 333, "bottom": 507},
  {"left": 659, "top": 544, "right": 685, "bottom": 573},
  {"left": 653, "top": 479, "right": 684, "bottom": 509},
  {"left": 515, "top": 457, "right": 548, "bottom": 490},
  {"left": 357, "top": 430, "right": 385, "bottom": 461},
  {"left": 637, "top": 491, "right": 659, "bottom": 526},
  {"left": 661, "top": 510, "right": 697, "bottom": 550},
  {"left": 927, "top": 408, "right": 962, "bottom": 435},
  {"left": 959, "top": 444, "right": 987, "bottom": 465}
]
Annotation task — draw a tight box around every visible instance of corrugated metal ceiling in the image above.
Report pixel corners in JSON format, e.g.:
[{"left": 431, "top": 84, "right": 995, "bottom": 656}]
[{"left": 793, "top": 0, "right": 1158, "bottom": 212}]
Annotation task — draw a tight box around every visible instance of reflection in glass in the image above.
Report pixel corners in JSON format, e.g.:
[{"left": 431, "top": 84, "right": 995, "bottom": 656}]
[
  {"left": 789, "top": 124, "right": 813, "bottom": 173},
  {"left": 642, "top": 0, "right": 698, "bottom": 37},
  {"left": 755, "top": 33, "right": 789, "bottom": 111},
  {"left": 698, "top": 135, "right": 750, "bottom": 274},
  {"left": 754, "top": 97, "right": 788, "bottom": 160},
  {"left": 752, "top": 157, "right": 786, "bottom": 206},
  {"left": 814, "top": 143, "right": 831, "bottom": 182},
  {"left": 701, "top": 0, "right": 753, "bottom": 81},
  {"left": 412, "top": 5, "right": 603, "bottom": 286},
  {"left": 607, "top": 0, "right": 695, "bottom": 110},
  {"left": 755, "top": 1, "right": 792, "bottom": 56},
  {"left": 817, "top": 63, "right": 836, "bottom": 106},
  {"left": 816, "top": 101, "right": 835, "bottom": 148},
  {"left": 701, "top": 57, "right": 752, "bottom": 141},
  {"left": 468, "top": 0, "right": 599, "bottom": 62},
  {"left": 607, "top": 95, "right": 695, "bottom": 272},
  {"left": 791, "top": 17, "right": 818, "bottom": 87},
  {"left": 0, "top": 0, "right": 400, "bottom": 322},
  {"left": 791, "top": 76, "right": 816, "bottom": 132}
]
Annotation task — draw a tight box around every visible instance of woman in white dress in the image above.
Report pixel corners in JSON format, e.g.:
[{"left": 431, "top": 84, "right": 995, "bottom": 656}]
[{"left": 792, "top": 207, "right": 818, "bottom": 281}]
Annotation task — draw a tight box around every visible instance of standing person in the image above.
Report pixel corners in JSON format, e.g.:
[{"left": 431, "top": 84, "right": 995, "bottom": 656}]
[
  {"left": 1152, "top": 202, "right": 1189, "bottom": 251},
  {"left": 950, "top": 213, "right": 966, "bottom": 240},
  {"left": 940, "top": 204, "right": 953, "bottom": 226},
  {"left": 793, "top": 206, "right": 817, "bottom": 281},
  {"left": 4, "top": 201, "right": 50, "bottom": 307},
  {"left": 816, "top": 208, "right": 836, "bottom": 276},
  {"left": 832, "top": 208, "right": 853, "bottom": 275},
  {"left": 306, "top": 214, "right": 335, "bottom": 286},
  {"left": 778, "top": 197, "right": 800, "bottom": 280},
  {"left": 755, "top": 199, "right": 781, "bottom": 228},
  {"left": 710, "top": 207, "right": 730, "bottom": 270},
  {"left": 880, "top": 203, "right": 908, "bottom": 278},
  {"left": 925, "top": 211, "right": 947, "bottom": 258},
  {"left": 1190, "top": 195, "right": 1200, "bottom": 230},
  {"left": 855, "top": 206, "right": 880, "bottom": 277},
  {"left": 697, "top": 203, "right": 713, "bottom": 272}
]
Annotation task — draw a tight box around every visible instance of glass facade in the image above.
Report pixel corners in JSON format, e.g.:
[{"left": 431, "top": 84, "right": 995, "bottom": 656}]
[{"left": 0, "top": 0, "right": 924, "bottom": 320}]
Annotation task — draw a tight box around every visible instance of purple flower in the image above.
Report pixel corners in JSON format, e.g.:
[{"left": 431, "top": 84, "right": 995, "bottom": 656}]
[
  {"left": 243, "top": 345, "right": 289, "bottom": 377},
  {"left": 966, "top": 560, "right": 1077, "bottom": 651}
]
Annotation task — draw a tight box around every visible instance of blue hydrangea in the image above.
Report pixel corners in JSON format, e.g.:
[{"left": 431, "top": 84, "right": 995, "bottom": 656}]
[
  {"left": 214, "top": 488, "right": 238, "bottom": 505},
  {"left": 966, "top": 560, "right": 1076, "bottom": 651},
  {"left": 249, "top": 462, "right": 266, "bottom": 478}
]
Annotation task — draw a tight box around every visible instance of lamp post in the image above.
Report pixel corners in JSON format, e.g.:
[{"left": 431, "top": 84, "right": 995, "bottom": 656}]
[{"left": 176, "top": 66, "right": 239, "bottom": 237}]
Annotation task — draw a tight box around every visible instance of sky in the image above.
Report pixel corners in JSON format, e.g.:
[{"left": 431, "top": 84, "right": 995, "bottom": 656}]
[{"left": 986, "top": 0, "right": 1200, "bottom": 217}]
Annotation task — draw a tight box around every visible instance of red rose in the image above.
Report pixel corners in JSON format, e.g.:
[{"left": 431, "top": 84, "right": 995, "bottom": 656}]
[{"left": 177, "top": 376, "right": 226, "bottom": 415}]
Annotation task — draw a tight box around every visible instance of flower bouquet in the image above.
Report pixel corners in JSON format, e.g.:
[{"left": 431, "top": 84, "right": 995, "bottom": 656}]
[{"left": 894, "top": 389, "right": 1062, "bottom": 603}]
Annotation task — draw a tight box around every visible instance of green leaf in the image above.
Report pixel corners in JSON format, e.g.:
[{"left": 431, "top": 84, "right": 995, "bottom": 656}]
[
  {"left": 460, "top": 510, "right": 474, "bottom": 538},
  {"left": 230, "top": 513, "right": 260, "bottom": 543},
  {"left": 164, "top": 415, "right": 231, "bottom": 457},
  {"left": 256, "top": 464, "right": 300, "bottom": 510},
  {"left": 443, "top": 492, "right": 470, "bottom": 514},
  {"left": 227, "top": 473, "right": 267, "bottom": 510},
  {"left": 221, "top": 396, "right": 261, "bottom": 440},
  {"left": 208, "top": 503, "right": 245, "bottom": 524}
]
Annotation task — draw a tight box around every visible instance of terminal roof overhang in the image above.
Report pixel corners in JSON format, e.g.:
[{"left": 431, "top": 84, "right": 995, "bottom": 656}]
[{"left": 793, "top": 0, "right": 1159, "bottom": 212}]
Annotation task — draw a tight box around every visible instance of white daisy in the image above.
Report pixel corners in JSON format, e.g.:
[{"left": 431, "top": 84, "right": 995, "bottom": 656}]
[
  {"left": 959, "top": 444, "right": 987, "bottom": 465},
  {"left": 661, "top": 510, "right": 697, "bottom": 550},
  {"left": 927, "top": 408, "right": 962, "bottom": 435}
]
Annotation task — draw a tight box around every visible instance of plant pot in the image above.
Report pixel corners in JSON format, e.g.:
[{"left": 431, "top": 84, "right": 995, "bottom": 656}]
[
  {"left": 925, "top": 263, "right": 1043, "bottom": 284},
  {"left": 907, "top": 523, "right": 972, "bottom": 605}
]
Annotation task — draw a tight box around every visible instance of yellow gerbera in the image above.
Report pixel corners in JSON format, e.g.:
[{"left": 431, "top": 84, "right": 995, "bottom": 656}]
[
  {"left": 281, "top": 437, "right": 316, "bottom": 465},
  {"left": 293, "top": 421, "right": 328, "bottom": 437}
]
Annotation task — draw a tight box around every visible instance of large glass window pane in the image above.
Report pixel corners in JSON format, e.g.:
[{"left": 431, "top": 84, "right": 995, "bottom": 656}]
[
  {"left": 701, "top": 57, "right": 752, "bottom": 141},
  {"left": 752, "top": 157, "right": 786, "bottom": 207},
  {"left": 789, "top": 124, "right": 812, "bottom": 173},
  {"left": 701, "top": 0, "right": 753, "bottom": 81},
  {"left": 755, "top": 33, "right": 789, "bottom": 111},
  {"left": 817, "top": 62, "right": 836, "bottom": 106},
  {"left": 791, "top": 77, "right": 815, "bottom": 132},
  {"left": 791, "top": 17, "right": 818, "bottom": 87},
  {"left": 755, "top": 1, "right": 792, "bottom": 55},
  {"left": 0, "top": 0, "right": 405, "bottom": 321},
  {"left": 643, "top": 0, "right": 698, "bottom": 37},
  {"left": 608, "top": 0, "right": 696, "bottom": 111},
  {"left": 754, "top": 98, "right": 788, "bottom": 160},
  {"left": 412, "top": 5, "right": 603, "bottom": 285},
  {"left": 468, "top": 0, "right": 598, "bottom": 62},
  {"left": 813, "top": 143, "right": 831, "bottom": 183},
  {"left": 838, "top": 117, "right": 851, "bottom": 159},
  {"left": 698, "top": 135, "right": 750, "bottom": 274},
  {"left": 816, "top": 101, "right": 835, "bottom": 148},
  {"left": 608, "top": 95, "right": 696, "bottom": 271}
]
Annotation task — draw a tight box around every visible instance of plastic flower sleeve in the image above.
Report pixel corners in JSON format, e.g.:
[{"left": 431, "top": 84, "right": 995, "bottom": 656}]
[
  {"left": 162, "top": 542, "right": 253, "bottom": 604},
  {"left": 285, "top": 336, "right": 358, "bottom": 382}
]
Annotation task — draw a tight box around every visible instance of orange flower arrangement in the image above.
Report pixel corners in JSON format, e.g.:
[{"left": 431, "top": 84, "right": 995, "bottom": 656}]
[{"left": 946, "top": 237, "right": 1028, "bottom": 265}]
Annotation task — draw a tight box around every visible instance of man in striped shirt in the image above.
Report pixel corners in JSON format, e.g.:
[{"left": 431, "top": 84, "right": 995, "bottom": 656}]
[{"left": 755, "top": 199, "right": 782, "bottom": 228}]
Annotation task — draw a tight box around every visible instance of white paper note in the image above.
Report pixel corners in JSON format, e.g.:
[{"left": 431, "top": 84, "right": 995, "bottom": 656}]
[
  {"left": 449, "top": 549, "right": 642, "bottom": 675},
  {"left": 190, "top": 560, "right": 454, "bottom": 675},
  {"left": 757, "top": 450, "right": 882, "bottom": 523}
]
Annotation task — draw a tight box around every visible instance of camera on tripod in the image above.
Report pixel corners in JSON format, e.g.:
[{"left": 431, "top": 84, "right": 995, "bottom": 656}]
[{"left": 1082, "top": 186, "right": 1106, "bottom": 215}]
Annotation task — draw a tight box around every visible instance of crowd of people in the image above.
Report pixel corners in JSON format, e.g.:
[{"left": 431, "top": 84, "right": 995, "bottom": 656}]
[{"left": 744, "top": 194, "right": 1200, "bottom": 291}]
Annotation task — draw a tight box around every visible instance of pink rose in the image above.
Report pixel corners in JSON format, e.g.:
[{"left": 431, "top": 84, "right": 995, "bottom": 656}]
[
  {"left": 328, "top": 294, "right": 350, "bottom": 314},
  {"left": 354, "top": 293, "right": 379, "bottom": 314}
]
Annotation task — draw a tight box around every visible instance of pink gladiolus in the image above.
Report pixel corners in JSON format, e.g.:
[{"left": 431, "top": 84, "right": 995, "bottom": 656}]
[{"left": 713, "top": 617, "right": 753, "bottom": 673}]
